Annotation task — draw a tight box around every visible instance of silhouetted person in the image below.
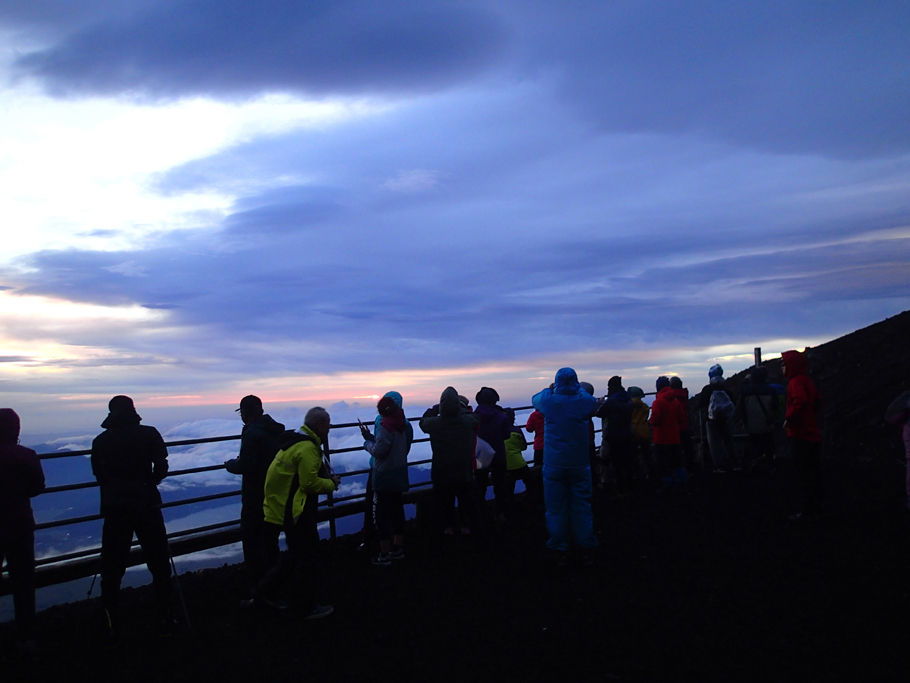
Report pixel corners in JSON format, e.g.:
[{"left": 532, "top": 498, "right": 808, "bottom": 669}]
[
  {"left": 91, "top": 395, "right": 173, "bottom": 639},
  {"left": 0, "top": 408, "right": 45, "bottom": 654},
  {"left": 421, "top": 387, "right": 483, "bottom": 544},
  {"left": 533, "top": 368, "right": 598, "bottom": 565},
  {"left": 223, "top": 395, "right": 285, "bottom": 591},
  {"left": 885, "top": 390, "right": 910, "bottom": 511},
  {"left": 650, "top": 376, "right": 686, "bottom": 488},
  {"left": 699, "top": 365, "right": 737, "bottom": 472},
  {"left": 474, "top": 387, "right": 512, "bottom": 522},
  {"left": 782, "top": 350, "right": 822, "bottom": 518},
  {"left": 669, "top": 376, "right": 696, "bottom": 473},
  {"left": 362, "top": 395, "right": 412, "bottom": 565},
  {"left": 255, "top": 407, "right": 338, "bottom": 619},
  {"left": 596, "top": 376, "right": 635, "bottom": 495},
  {"left": 738, "top": 367, "right": 780, "bottom": 474}
]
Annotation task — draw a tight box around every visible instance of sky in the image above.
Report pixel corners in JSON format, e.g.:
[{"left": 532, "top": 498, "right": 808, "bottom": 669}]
[{"left": 2, "top": 0, "right": 909, "bottom": 440}]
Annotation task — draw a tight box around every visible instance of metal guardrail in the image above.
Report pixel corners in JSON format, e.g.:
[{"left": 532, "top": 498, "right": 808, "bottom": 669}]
[{"left": 10, "top": 406, "right": 543, "bottom": 591}]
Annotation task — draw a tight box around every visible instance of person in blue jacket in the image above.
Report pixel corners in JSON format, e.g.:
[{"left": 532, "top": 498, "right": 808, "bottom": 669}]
[{"left": 532, "top": 368, "right": 598, "bottom": 564}]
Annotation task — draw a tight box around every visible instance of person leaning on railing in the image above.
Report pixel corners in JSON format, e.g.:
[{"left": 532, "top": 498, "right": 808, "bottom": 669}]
[{"left": 223, "top": 394, "right": 285, "bottom": 594}]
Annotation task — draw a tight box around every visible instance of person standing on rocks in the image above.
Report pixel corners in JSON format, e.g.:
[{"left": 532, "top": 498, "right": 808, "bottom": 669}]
[
  {"left": 781, "top": 350, "right": 823, "bottom": 519},
  {"left": 0, "top": 408, "right": 45, "bottom": 655},
  {"left": 532, "top": 368, "right": 598, "bottom": 565},
  {"left": 91, "top": 395, "right": 174, "bottom": 639},
  {"left": 223, "top": 395, "right": 285, "bottom": 592}
]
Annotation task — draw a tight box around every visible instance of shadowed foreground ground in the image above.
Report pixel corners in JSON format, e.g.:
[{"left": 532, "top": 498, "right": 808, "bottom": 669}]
[{"left": 4, "top": 453, "right": 909, "bottom": 682}]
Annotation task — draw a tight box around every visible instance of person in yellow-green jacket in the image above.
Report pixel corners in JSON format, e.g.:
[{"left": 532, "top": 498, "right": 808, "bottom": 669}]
[
  {"left": 504, "top": 408, "right": 534, "bottom": 516},
  {"left": 250, "top": 407, "right": 339, "bottom": 620}
]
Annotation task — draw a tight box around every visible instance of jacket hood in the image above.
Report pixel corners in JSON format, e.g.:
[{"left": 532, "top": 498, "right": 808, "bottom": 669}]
[
  {"left": 554, "top": 367, "right": 580, "bottom": 395},
  {"left": 781, "top": 349, "right": 808, "bottom": 377},
  {"left": 439, "top": 387, "right": 461, "bottom": 418},
  {"left": 0, "top": 408, "right": 20, "bottom": 444},
  {"left": 382, "top": 391, "right": 403, "bottom": 408}
]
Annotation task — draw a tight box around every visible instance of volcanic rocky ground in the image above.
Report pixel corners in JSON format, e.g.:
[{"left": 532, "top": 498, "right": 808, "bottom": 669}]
[{"left": 3, "top": 311, "right": 910, "bottom": 681}]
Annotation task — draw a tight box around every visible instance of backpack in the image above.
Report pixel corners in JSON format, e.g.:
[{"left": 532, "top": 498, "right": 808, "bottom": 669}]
[{"left": 708, "top": 389, "right": 735, "bottom": 422}]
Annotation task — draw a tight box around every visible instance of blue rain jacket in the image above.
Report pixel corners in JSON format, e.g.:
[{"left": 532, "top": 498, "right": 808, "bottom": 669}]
[{"left": 532, "top": 367, "right": 597, "bottom": 468}]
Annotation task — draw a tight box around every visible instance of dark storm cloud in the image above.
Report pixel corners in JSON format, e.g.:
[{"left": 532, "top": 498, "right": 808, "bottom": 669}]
[
  {"left": 517, "top": 0, "right": 910, "bottom": 158},
  {"left": 11, "top": 0, "right": 507, "bottom": 99},
  {"left": 10, "top": 1, "right": 909, "bottom": 160}
]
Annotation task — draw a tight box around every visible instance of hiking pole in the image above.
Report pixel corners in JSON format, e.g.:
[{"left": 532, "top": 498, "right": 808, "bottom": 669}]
[
  {"left": 87, "top": 571, "right": 99, "bottom": 599},
  {"left": 168, "top": 544, "right": 192, "bottom": 632}
]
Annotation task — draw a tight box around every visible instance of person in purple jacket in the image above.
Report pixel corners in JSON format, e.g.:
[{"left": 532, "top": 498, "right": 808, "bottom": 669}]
[
  {"left": 474, "top": 387, "right": 512, "bottom": 521},
  {"left": 0, "top": 408, "right": 46, "bottom": 653}
]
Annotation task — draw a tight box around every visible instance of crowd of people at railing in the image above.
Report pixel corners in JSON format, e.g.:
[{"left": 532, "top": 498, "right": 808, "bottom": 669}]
[{"left": 3, "top": 348, "right": 910, "bottom": 657}]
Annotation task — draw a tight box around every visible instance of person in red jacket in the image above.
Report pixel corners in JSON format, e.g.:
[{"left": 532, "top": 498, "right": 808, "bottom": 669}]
[
  {"left": 782, "top": 349, "right": 822, "bottom": 518},
  {"left": 649, "top": 376, "right": 687, "bottom": 488},
  {"left": 0, "top": 408, "right": 46, "bottom": 653}
]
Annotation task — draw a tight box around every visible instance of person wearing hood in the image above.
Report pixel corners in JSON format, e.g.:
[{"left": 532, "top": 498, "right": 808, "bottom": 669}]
[
  {"left": 885, "top": 389, "right": 910, "bottom": 511},
  {"left": 649, "top": 376, "right": 687, "bottom": 487},
  {"left": 0, "top": 408, "right": 45, "bottom": 653},
  {"left": 698, "top": 364, "right": 737, "bottom": 472},
  {"left": 362, "top": 395, "right": 412, "bottom": 565},
  {"left": 473, "top": 387, "right": 512, "bottom": 520},
  {"left": 596, "top": 376, "right": 635, "bottom": 495},
  {"left": 532, "top": 368, "right": 598, "bottom": 563},
  {"left": 627, "top": 387, "right": 653, "bottom": 482},
  {"left": 782, "top": 349, "right": 823, "bottom": 518},
  {"left": 90, "top": 395, "right": 174, "bottom": 639},
  {"left": 224, "top": 395, "right": 286, "bottom": 591},
  {"left": 358, "top": 391, "right": 413, "bottom": 555},
  {"left": 669, "top": 376, "right": 696, "bottom": 474},
  {"left": 420, "top": 387, "right": 481, "bottom": 540}
]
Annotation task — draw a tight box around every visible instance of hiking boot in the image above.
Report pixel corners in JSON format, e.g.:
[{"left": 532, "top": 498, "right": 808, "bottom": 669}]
[
  {"left": 304, "top": 604, "right": 334, "bottom": 620},
  {"left": 371, "top": 553, "right": 392, "bottom": 566}
]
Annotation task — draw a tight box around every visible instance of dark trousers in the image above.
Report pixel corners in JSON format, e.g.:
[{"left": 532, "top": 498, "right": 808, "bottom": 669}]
[
  {"left": 653, "top": 443, "right": 682, "bottom": 483},
  {"left": 609, "top": 438, "right": 635, "bottom": 494},
  {"left": 374, "top": 490, "right": 405, "bottom": 542},
  {"left": 100, "top": 506, "right": 172, "bottom": 617},
  {"left": 433, "top": 481, "right": 482, "bottom": 535},
  {"left": 0, "top": 530, "right": 36, "bottom": 640},
  {"left": 240, "top": 512, "right": 268, "bottom": 586},
  {"left": 475, "top": 459, "right": 510, "bottom": 515},
  {"left": 256, "top": 495, "right": 321, "bottom": 611},
  {"left": 745, "top": 432, "right": 776, "bottom": 472},
  {"left": 792, "top": 438, "right": 823, "bottom": 515}
]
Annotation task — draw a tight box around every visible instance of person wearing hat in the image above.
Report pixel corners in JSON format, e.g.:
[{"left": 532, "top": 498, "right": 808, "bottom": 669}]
[
  {"left": 224, "top": 395, "right": 285, "bottom": 591},
  {"left": 697, "top": 364, "right": 737, "bottom": 472},
  {"left": 90, "top": 395, "right": 174, "bottom": 639},
  {"left": 0, "top": 408, "right": 45, "bottom": 654},
  {"left": 474, "top": 387, "right": 512, "bottom": 520}
]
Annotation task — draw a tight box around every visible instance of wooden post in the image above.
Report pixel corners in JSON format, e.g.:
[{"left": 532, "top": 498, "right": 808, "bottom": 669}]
[{"left": 754, "top": 347, "right": 762, "bottom": 367}]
